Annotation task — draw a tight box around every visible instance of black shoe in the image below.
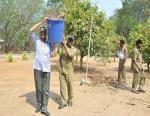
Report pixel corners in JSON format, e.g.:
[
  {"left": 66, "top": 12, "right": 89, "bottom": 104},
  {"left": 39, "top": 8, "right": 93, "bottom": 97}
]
[
  {"left": 35, "top": 105, "right": 41, "bottom": 113},
  {"left": 132, "top": 90, "right": 140, "bottom": 94},
  {"left": 138, "top": 89, "right": 145, "bottom": 93},
  {"left": 58, "top": 104, "right": 67, "bottom": 109},
  {"left": 68, "top": 101, "right": 73, "bottom": 107},
  {"left": 41, "top": 111, "right": 50, "bottom": 116}
]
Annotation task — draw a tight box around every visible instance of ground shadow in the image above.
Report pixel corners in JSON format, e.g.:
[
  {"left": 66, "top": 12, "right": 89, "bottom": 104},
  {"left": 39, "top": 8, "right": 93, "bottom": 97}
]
[
  {"left": 50, "top": 91, "right": 61, "bottom": 105},
  {"left": 19, "top": 92, "right": 36, "bottom": 108},
  {"left": 111, "top": 83, "right": 132, "bottom": 92},
  {"left": 19, "top": 91, "right": 61, "bottom": 108}
]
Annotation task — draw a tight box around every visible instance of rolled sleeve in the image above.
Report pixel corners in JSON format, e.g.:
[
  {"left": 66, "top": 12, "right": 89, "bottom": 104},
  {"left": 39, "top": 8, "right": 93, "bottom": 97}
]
[{"left": 132, "top": 50, "right": 137, "bottom": 61}]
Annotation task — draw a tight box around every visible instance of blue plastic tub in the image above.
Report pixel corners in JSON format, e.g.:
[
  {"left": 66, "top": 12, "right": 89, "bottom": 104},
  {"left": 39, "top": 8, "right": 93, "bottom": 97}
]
[{"left": 47, "top": 19, "right": 64, "bottom": 44}]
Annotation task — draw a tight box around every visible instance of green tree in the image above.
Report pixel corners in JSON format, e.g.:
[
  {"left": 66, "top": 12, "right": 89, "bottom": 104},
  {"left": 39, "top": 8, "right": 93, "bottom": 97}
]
[
  {"left": 47, "top": 0, "right": 63, "bottom": 5},
  {"left": 46, "top": 0, "right": 63, "bottom": 18},
  {"left": 129, "top": 20, "right": 150, "bottom": 71},
  {"left": 0, "top": 0, "right": 44, "bottom": 53},
  {"left": 64, "top": 0, "right": 118, "bottom": 69},
  {"left": 112, "top": 0, "right": 150, "bottom": 40}
]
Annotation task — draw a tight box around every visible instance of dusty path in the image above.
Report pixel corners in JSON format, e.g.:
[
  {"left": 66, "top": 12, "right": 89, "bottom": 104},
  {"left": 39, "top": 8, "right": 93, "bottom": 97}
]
[{"left": 0, "top": 55, "right": 150, "bottom": 116}]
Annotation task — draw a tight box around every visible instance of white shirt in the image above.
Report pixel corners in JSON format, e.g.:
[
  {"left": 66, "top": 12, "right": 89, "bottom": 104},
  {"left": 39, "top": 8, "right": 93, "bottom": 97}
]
[
  {"left": 30, "top": 32, "right": 52, "bottom": 72},
  {"left": 118, "top": 47, "right": 125, "bottom": 60}
]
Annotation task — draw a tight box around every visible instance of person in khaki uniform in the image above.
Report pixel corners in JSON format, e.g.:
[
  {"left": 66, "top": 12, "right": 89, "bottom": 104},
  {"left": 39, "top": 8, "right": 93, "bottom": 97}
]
[
  {"left": 118, "top": 40, "right": 128, "bottom": 85},
  {"left": 132, "top": 39, "right": 145, "bottom": 94},
  {"left": 58, "top": 37, "right": 79, "bottom": 109}
]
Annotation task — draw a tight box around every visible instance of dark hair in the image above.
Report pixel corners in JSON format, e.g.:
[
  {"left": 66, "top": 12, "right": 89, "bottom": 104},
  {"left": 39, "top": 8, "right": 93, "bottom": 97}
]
[
  {"left": 40, "top": 27, "right": 47, "bottom": 35},
  {"left": 136, "top": 39, "right": 143, "bottom": 45},
  {"left": 59, "top": 16, "right": 65, "bottom": 19},
  {"left": 120, "top": 40, "right": 125, "bottom": 45},
  {"left": 68, "top": 37, "right": 74, "bottom": 41}
]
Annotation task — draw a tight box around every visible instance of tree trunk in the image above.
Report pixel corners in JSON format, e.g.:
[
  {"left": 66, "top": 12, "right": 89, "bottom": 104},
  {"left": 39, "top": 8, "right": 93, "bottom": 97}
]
[
  {"left": 148, "top": 62, "right": 150, "bottom": 71},
  {"left": 114, "top": 56, "right": 116, "bottom": 62},
  {"left": 80, "top": 53, "right": 84, "bottom": 71},
  {"left": 4, "top": 43, "right": 9, "bottom": 53}
]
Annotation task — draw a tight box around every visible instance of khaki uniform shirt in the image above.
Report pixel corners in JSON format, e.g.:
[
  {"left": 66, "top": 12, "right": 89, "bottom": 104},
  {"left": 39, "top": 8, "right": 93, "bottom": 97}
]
[
  {"left": 132, "top": 47, "right": 143, "bottom": 72},
  {"left": 58, "top": 45, "right": 79, "bottom": 75}
]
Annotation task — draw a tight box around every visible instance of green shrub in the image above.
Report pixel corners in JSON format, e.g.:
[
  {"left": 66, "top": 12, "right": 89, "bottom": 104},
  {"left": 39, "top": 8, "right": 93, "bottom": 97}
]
[
  {"left": 7, "top": 52, "right": 14, "bottom": 62},
  {"left": 22, "top": 53, "right": 28, "bottom": 60}
]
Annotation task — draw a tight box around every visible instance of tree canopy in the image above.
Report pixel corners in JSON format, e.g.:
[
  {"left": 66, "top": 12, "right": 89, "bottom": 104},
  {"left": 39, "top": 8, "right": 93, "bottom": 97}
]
[{"left": 0, "top": 0, "right": 149, "bottom": 71}]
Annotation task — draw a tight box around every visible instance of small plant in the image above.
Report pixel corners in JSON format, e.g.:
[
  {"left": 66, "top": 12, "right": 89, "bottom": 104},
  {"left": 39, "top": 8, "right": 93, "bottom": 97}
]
[
  {"left": 7, "top": 52, "right": 14, "bottom": 62},
  {"left": 22, "top": 52, "right": 28, "bottom": 60}
]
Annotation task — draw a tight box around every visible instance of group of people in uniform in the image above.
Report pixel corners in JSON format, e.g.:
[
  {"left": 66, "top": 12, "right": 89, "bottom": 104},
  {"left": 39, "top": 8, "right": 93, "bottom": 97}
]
[
  {"left": 118, "top": 39, "right": 145, "bottom": 94},
  {"left": 29, "top": 17, "right": 146, "bottom": 116}
]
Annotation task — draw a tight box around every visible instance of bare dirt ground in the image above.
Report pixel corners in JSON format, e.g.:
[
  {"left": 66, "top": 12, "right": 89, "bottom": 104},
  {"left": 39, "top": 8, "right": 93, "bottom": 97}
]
[{"left": 0, "top": 54, "right": 150, "bottom": 116}]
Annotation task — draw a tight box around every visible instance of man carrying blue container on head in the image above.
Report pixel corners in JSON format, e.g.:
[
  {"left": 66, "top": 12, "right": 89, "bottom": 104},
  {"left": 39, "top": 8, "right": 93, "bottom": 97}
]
[{"left": 29, "top": 17, "right": 51, "bottom": 116}]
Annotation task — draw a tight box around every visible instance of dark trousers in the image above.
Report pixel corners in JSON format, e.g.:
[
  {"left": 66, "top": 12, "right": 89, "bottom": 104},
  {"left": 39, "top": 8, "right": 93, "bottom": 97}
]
[{"left": 34, "top": 69, "right": 50, "bottom": 111}]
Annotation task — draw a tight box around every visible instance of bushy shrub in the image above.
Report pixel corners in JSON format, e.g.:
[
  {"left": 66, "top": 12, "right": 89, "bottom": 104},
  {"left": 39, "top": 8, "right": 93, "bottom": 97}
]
[
  {"left": 22, "top": 52, "right": 28, "bottom": 60},
  {"left": 7, "top": 52, "right": 14, "bottom": 62}
]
